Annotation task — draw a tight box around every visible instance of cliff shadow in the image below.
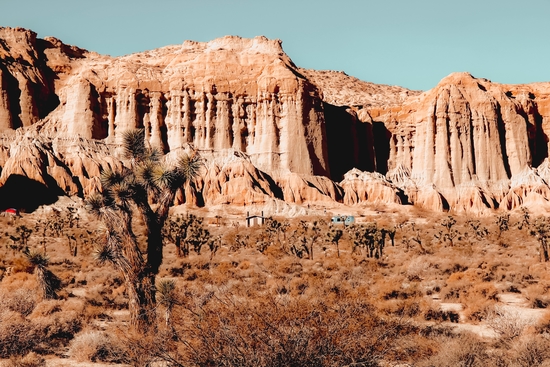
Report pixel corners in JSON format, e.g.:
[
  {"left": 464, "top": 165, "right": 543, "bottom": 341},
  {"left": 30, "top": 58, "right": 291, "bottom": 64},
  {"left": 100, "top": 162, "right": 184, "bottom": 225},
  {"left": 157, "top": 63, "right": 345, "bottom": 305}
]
[
  {"left": 372, "top": 121, "right": 391, "bottom": 175},
  {"left": 0, "top": 174, "right": 59, "bottom": 212},
  {"left": 530, "top": 103, "right": 548, "bottom": 168},
  {"left": 323, "top": 103, "right": 375, "bottom": 181}
]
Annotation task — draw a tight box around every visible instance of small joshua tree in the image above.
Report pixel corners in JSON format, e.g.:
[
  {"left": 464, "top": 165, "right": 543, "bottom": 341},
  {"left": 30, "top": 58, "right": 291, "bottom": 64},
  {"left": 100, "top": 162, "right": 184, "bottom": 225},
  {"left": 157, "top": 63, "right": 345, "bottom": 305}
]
[
  {"left": 434, "top": 216, "right": 460, "bottom": 247},
  {"left": 495, "top": 213, "right": 510, "bottom": 239},
  {"left": 157, "top": 279, "right": 178, "bottom": 329},
  {"left": 295, "top": 220, "right": 324, "bottom": 260},
  {"left": 529, "top": 216, "right": 550, "bottom": 262},
  {"left": 24, "top": 248, "right": 60, "bottom": 300},
  {"left": 464, "top": 219, "right": 488, "bottom": 246},
  {"left": 164, "top": 214, "right": 194, "bottom": 257},
  {"left": 387, "top": 226, "right": 396, "bottom": 247},
  {"left": 326, "top": 225, "right": 344, "bottom": 258},
  {"left": 185, "top": 217, "right": 211, "bottom": 255}
]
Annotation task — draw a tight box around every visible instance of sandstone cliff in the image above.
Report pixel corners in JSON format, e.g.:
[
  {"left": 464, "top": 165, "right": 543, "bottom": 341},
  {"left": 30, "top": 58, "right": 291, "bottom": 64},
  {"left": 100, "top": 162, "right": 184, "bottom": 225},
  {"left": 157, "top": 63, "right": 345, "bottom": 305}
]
[
  {"left": 370, "top": 72, "right": 550, "bottom": 212},
  {"left": 2, "top": 26, "right": 550, "bottom": 214}
]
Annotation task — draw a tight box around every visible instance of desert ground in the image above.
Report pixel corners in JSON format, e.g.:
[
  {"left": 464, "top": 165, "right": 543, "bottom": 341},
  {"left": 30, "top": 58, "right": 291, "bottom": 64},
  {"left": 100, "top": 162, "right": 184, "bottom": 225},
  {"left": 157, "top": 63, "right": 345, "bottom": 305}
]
[{"left": 2, "top": 196, "right": 550, "bottom": 367}]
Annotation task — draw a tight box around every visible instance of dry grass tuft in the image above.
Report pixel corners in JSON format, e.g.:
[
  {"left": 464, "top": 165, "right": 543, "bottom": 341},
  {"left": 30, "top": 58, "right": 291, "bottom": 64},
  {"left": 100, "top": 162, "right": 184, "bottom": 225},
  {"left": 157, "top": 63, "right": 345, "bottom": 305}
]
[{"left": 68, "top": 330, "right": 120, "bottom": 363}]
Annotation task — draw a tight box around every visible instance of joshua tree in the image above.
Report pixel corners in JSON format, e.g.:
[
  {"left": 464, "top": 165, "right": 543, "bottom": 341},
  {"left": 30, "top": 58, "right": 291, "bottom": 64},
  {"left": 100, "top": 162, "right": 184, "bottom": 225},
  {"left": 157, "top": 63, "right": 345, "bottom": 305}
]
[
  {"left": 435, "top": 216, "right": 460, "bottom": 246},
  {"left": 495, "top": 213, "right": 510, "bottom": 239},
  {"left": 23, "top": 249, "right": 60, "bottom": 300},
  {"left": 529, "top": 217, "right": 550, "bottom": 262},
  {"left": 387, "top": 226, "right": 396, "bottom": 247},
  {"left": 185, "top": 217, "right": 211, "bottom": 255},
  {"left": 345, "top": 223, "right": 386, "bottom": 258},
  {"left": 296, "top": 220, "right": 324, "bottom": 260},
  {"left": 87, "top": 129, "right": 202, "bottom": 332},
  {"left": 208, "top": 235, "right": 222, "bottom": 260},
  {"left": 517, "top": 207, "right": 531, "bottom": 230},
  {"left": 326, "top": 225, "right": 344, "bottom": 257},
  {"left": 15, "top": 225, "right": 32, "bottom": 248},
  {"left": 157, "top": 279, "right": 178, "bottom": 329},
  {"left": 164, "top": 214, "right": 194, "bottom": 257},
  {"left": 464, "top": 219, "right": 488, "bottom": 245},
  {"left": 263, "top": 217, "right": 288, "bottom": 250}
]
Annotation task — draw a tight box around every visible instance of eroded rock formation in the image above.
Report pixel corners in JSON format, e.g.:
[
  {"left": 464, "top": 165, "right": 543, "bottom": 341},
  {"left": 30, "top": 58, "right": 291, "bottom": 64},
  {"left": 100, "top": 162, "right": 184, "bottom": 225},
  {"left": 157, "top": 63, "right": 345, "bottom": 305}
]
[{"left": 2, "top": 26, "right": 550, "bottom": 214}]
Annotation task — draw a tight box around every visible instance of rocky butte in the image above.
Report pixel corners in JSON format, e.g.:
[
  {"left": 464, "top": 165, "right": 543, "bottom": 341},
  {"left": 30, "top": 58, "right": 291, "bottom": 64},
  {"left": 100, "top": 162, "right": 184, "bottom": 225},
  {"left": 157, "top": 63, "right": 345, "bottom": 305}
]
[{"left": 1, "top": 26, "right": 550, "bottom": 215}]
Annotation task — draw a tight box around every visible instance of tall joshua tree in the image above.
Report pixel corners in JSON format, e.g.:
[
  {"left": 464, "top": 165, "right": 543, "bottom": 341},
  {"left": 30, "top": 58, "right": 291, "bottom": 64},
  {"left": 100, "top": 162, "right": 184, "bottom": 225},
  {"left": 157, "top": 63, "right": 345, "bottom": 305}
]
[{"left": 87, "top": 129, "right": 202, "bottom": 332}]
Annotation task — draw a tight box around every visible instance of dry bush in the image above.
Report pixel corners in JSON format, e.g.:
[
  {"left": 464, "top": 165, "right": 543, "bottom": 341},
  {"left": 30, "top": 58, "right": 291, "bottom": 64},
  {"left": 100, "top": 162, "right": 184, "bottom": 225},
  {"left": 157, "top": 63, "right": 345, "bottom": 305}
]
[
  {"left": 0, "top": 352, "right": 45, "bottom": 367},
  {"left": 423, "top": 301, "right": 460, "bottom": 323},
  {"left": 0, "top": 310, "right": 38, "bottom": 358},
  {"left": 535, "top": 311, "right": 550, "bottom": 334},
  {"left": 463, "top": 299, "right": 498, "bottom": 323},
  {"left": 416, "top": 333, "right": 488, "bottom": 367},
  {"left": 28, "top": 299, "right": 63, "bottom": 318},
  {"left": 68, "top": 330, "right": 121, "bottom": 363},
  {"left": 487, "top": 306, "right": 535, "bottom": 342},
  {"left": 0, "top": 298, "right": 86, "bottom": 357},
  {"left": 508, "top": 335, "right": 550, "bottom": 367},
  {"left": 0, "top": 288, "right": 37, "bottom": 316},
  {"left": 440, "top": 271, "right": 499, "bottom": 319},
  {"left": 525, "top": 284, "right": 550, "bottom": 308},
  {"left": 0, "top": 271, "right": 37, "bottom": 293},
  {"left": 28, "top": 311, "right": 82, "bottom": 354},
  {"left": 122, "top": 288, "right": 433, "bottom": 367}
]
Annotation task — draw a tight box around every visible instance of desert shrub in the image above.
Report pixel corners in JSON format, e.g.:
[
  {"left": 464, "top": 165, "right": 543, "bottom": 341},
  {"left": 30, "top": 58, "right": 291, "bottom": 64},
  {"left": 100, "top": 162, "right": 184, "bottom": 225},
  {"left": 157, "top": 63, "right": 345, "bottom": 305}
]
[
  {"left": 162, "top": 290, "right": 427, "bottom": 367},
  {"left": 423, "top": 306, "right": 460, "bottom": 323},
  {"left": 29, "top": 312, "right": 82, "bottom": 353},
  {"left": 0, "top": 303, "right": 81, "bottom": 357},
  {"left": 0, "top": 311, "right": 38, "bottom": 358},
  {"left": 0, "top": 352, "right": 45, "bottom": 367},
  {"left": 381, "top": 298, "right": 423, "bottom": 318},
  {"left": 525, "top": 284, "right": 550, "bottom": 308},
  {"left": 463, "top": 299, "right": 499, "bottom": 323},
  {"left": 535, "top": 311, "right": 550, "bottom": 334},
  {"left": 28, "top": 300, "right": 63, "bottom": 318},
  {"left": 440, "top": 271, "right": 498, "bottom": 314},
  {"left": 68, "top": 330, "right": 120, "bottom": 362},
  {"left": 0, "top": 288, "right": 37, "bottom": 316},
  {"left": 509, "top": 335, "right": 550, "bottom": 367},
  {"left": 487, "top": 306, "right": 534, "bottom": 342},
  {"left": 417, "top": 333, "right": 488, "bottom": 367}
]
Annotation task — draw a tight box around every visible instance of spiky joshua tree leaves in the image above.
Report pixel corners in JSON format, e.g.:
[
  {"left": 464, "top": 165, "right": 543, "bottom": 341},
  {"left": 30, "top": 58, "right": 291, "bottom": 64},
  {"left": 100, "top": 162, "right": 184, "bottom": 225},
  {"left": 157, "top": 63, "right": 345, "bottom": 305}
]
[
  {"left": 23, "top": 248, "right": 60, "bottom": 300},
  {"left": 157, "top": 279, "right": 178, "bottom": 329},
  {"left": 87, "top": 129, "right": 202, "bottom": 332}
]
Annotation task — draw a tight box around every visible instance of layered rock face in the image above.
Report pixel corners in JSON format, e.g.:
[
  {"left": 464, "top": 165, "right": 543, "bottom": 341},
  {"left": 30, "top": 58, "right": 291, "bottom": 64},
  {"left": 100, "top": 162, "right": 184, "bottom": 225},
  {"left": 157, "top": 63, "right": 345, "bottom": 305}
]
[
  {"left": 39, "top": 32, "right": 328, "bottom": 178},
  {"left": 369, "top": 73, "right": 550, "bottom": 212},
  {"left": 2, "top": 26, "right": 550, "bottom": 214}
]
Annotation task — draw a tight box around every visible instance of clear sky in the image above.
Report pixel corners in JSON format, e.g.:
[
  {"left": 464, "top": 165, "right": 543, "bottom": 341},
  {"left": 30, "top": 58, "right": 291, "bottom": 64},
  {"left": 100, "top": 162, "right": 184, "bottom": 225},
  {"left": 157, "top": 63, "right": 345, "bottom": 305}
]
[{"left": 1, "top": 0, "right": 549, "bottom": 91}]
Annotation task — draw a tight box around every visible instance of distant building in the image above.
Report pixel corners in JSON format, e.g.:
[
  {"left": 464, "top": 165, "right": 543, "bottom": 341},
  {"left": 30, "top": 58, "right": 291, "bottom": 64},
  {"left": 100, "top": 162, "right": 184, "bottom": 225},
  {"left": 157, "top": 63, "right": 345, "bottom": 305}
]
[
  {"left": 331, "top": 215, "right": 355, "bottom": 226},
  {"left": 246, "top": 211, "right": 266, "bottom": 227}
]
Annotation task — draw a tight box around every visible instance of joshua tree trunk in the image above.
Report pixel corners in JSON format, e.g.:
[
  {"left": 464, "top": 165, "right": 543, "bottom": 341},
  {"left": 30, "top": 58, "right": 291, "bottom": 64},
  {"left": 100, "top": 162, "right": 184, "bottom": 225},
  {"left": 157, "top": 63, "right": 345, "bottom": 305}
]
[
  {"left": 540, "top": 238, "right": 549, "bottom": 262},
  {"left": 35, "top": 267, "right": 57, "bottom": 300},
  {"left": 125, "top": 273, "right": 156, "bottom": 331}
]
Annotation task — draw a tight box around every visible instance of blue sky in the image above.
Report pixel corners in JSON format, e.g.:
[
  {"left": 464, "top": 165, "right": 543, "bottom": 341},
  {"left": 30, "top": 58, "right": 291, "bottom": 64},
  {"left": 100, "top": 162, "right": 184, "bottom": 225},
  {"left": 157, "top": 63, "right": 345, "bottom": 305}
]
[{"left": 1, "top": 0, "right": 549, "bottom": 91}]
